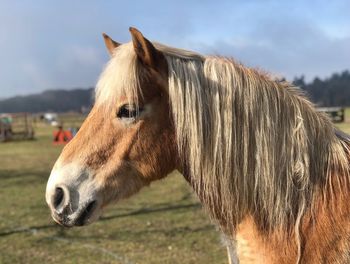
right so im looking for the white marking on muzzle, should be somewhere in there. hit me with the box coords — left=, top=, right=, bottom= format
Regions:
left=46, top=162, right=102, bottom=226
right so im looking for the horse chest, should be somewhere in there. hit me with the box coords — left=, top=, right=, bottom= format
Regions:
left=235, top=219, right=273, bottom=264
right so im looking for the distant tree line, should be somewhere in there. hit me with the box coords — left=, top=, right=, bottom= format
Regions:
left=293, top=70, right=350, bottom=107
left=0, top=88, right=94, bottom=113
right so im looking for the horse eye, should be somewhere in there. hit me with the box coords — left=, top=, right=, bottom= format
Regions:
left=117, top=104, right=140, bottom=119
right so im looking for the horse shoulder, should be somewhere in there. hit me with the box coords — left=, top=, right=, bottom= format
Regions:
left=301, top=186, right=350, bottom=263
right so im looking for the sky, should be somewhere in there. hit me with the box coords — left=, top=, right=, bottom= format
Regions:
left=0, top=0, right=349, bottom=98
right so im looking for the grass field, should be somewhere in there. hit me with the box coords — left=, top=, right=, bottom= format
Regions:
left=0, top=110, right=349, bottom=264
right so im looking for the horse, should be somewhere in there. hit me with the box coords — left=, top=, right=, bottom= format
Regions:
left=46, top=27, right=350, bottom=263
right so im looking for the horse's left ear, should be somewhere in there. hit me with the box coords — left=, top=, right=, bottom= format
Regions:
left=129, top=27, right=161, bottom=69
left=102, top=33, right=120, bottom=56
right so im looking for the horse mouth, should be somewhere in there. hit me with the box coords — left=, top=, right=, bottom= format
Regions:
left=74, top=200, right=98, bottom=226
left=51, top=200, right=99, bottom=227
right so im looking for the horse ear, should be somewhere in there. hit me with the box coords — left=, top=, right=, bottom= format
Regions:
left=102, top=33, right=120, bottom=56
left=129, top=27, right=160, bottom=69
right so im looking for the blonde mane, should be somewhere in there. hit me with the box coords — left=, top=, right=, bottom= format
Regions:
left=95, top=41, right=350, bottom=236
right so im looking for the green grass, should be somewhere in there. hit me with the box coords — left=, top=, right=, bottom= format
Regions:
left=335, top=107, right=350, bottom=134
left=0, top=118, right=226, bottom=264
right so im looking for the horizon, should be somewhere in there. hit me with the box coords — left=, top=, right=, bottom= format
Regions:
left=0, top=0, right=349, bottom=98
left=1, top=69, right=349, bottom=101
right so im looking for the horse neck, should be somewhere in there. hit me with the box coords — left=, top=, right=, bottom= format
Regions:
left=169, top=54, right=350, bottom=251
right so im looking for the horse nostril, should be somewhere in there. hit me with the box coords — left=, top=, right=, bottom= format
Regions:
left=53, top=187, right=64, bottom=209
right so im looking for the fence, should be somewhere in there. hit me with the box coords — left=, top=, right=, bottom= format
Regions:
left=0, top=113, right=34, bottom=142
left=317, top=107, right=345, bottom=123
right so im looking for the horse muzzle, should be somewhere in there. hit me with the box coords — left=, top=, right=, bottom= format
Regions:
left=46, top=164, right=102, bottom=227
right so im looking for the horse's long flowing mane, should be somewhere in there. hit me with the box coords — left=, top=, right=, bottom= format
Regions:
left=95, top=42, right=350, bottom=236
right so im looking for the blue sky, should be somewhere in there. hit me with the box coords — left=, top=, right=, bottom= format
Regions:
left=0, top=0, right=349, bottom=98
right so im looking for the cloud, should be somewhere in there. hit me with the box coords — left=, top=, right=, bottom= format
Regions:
left=197, top=18, right=350, bottom=82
